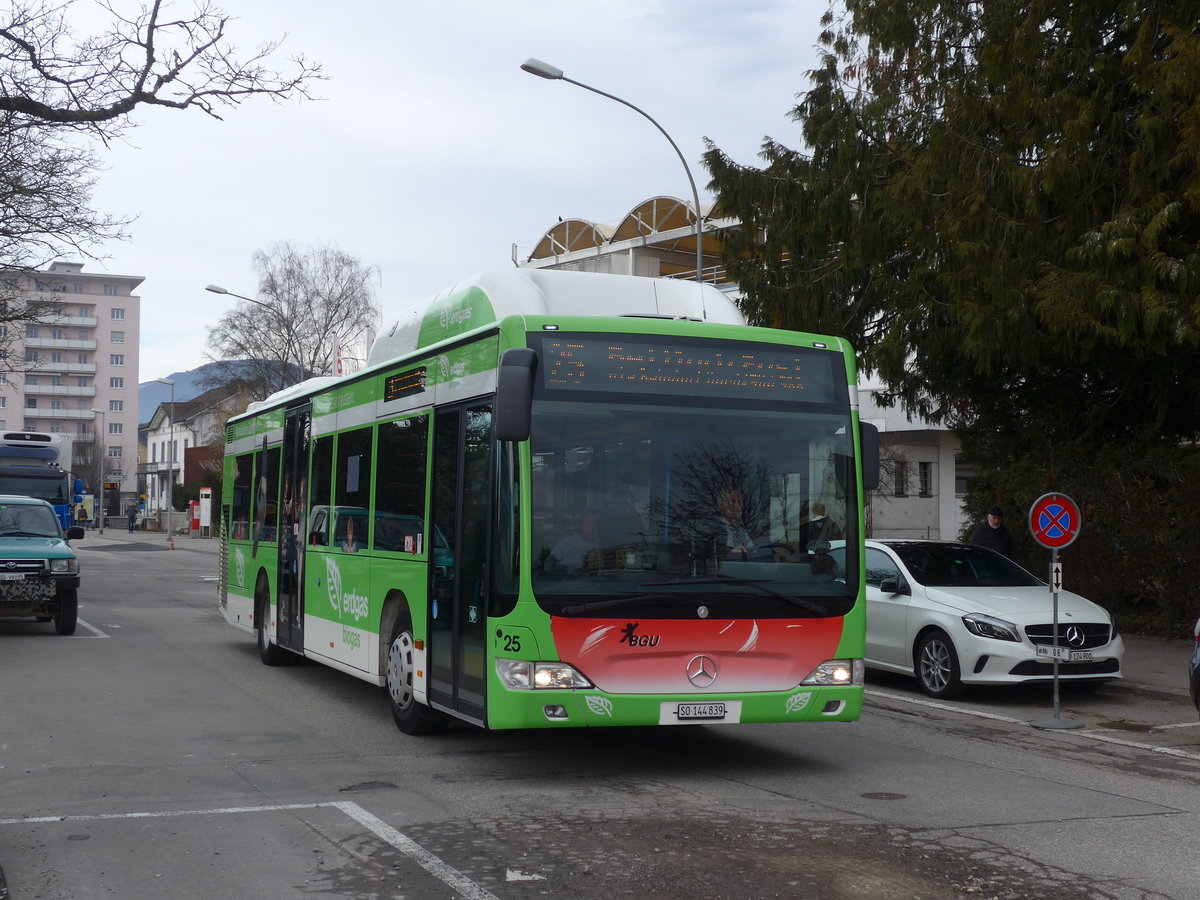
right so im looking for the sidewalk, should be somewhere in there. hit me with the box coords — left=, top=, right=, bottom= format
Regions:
left=70, top=527, right=1196, bottom=700
left=75, top=524, right=220, bottom=556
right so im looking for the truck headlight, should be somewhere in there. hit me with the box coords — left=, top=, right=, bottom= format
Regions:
left=50, top=558, right=78, bottom=574
left=496, top=659, right=592, bottom=690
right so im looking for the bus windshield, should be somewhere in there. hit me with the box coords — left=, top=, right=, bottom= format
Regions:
left=529, top=336, right=860, bottom=620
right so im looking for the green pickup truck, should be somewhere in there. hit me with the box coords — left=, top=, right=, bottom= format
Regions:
left=0, top=495, right=84, bottom=634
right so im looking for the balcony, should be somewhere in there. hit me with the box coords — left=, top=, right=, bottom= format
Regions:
left=24, top=337, right=98, bottom=351
left=24, top=385, right=97, bottom=398
left=22, top=408, right=100, bottom=420
left=24, top=362, right=98, bottom=375
left=36, top=316, right=98, bottom=328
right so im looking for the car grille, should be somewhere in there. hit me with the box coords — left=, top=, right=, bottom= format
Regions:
left=1024, top=623, right=1112, bottom=650
left=0, top=558, right=46, bottom=575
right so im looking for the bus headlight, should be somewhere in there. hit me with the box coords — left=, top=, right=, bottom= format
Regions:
left=50, top=558, right=78, bottom=574
left=802, top=659, right=863, bottom=686
left=496, top=659, right=592, bottom=690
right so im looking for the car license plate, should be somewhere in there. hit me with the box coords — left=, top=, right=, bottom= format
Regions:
left=675, top=702, right=727, bottom=721
left=0, top=573, right=24, bottom=581
left=1069, top=649, right=1093, bottom=662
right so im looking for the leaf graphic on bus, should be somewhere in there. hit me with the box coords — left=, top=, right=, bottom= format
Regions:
left=786, top=692, right=813, bottom=715
left=234, top=549, right=246, bottom=586
left=325, top=556, right=342, bottom=615
left=585, top=696, right=614, bottom=717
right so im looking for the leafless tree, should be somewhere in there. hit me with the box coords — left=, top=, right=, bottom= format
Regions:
left=204, top=241, right=381, bottom=398
left=0, top=0, right=323, bottom=342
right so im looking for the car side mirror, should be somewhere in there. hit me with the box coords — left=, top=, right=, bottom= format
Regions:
left=67, top=526, right=85, bottom=541
left=879, top=576, right=906, bottom=595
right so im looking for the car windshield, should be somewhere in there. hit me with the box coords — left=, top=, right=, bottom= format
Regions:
left=888, top=543, right=1043, bottom=587
left=0, top=503, right=62, bottom=538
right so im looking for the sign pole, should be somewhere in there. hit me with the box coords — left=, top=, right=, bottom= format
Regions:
left=1029, top=492, right=1083, bottom=731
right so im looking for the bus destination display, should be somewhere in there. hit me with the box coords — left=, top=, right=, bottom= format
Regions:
left=539, top=337, right=839, bottom=403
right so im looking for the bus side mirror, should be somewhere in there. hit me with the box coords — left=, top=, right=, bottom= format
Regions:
left=860, top=422, right=880, bottom=491
left=494, top=348, right=537, bottom=442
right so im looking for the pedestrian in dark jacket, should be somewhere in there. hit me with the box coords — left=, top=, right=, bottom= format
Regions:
left=970, top=505, right=1016, bottom=560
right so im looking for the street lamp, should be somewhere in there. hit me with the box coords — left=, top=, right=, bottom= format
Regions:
left=89, top=408, right=105, bottom=534
left=156, top=378, right=175, bottom=544
left=520, top=57, right=705, bottom=284
left=206, top=284, right=306, bottom=377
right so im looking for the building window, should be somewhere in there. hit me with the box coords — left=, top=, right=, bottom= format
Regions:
left=103, top=285, right=117, bottom=296
left=108, top=422, right=123, bottom=435
left=50, top=352, right=63, bottom=363
left=24, top=351, right=38, bottom=362
left=51, top=376, right=62, bottom=386
left=918, top=461, right=933, bottom=497
left=111, top=307, right=125, bottom=319
left=79, top=307, right=88, bottom=316
left=51, top=329, right=63, bottom=339
left=110, top=377, right=124, bottom=389
left=35, top=281, right=46, bottom=291
left=77, top=353, right=88, bottom=364
left=50, top=400, right=62, bottom=410
left=109, top=400, right=123, bottom=412
left=73, top=284, right=83, bottom=294
left=27, top=327, right=39, bottom=338
left=49, top=423, right=62, bottom=433
left=76, top=377, right=87, bottom=387
left=0, top=397, right=6, bottom=408
left=0, top=326, right=6, bottom=338
left=894, top=460, right=908, bottom=497
left=25, top=398, right=36, bottom=408
left=108, top=446, right=123, bottom=458
left=110, top=330, right=124, bottom=343
left=0, top=374, right=6, bottom=385
left=78, top=330, right=88, bottom=340
left=27, top=375, right=37, bottom=385
left=110, top=354, right=124, bottom=366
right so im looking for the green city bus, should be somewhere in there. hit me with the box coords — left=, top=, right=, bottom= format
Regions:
left=219, top=269, right=879, bottom=735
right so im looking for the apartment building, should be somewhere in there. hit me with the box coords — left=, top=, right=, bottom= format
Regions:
left=0, top=261, right=143, bottom=509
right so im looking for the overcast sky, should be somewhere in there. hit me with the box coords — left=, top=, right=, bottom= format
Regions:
left=83, top=0, right=827, bottom=383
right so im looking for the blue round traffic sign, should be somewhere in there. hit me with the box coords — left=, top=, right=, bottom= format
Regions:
left=1028, top=493, right=1082, bottom=549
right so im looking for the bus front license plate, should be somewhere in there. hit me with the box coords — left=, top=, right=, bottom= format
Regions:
left=676, top=702, right=727, bottom=721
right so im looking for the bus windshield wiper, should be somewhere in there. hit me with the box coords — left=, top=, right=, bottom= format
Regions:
left=641, top=575, right=827, bottom=614
left=560, top=592, right=708, bottom=616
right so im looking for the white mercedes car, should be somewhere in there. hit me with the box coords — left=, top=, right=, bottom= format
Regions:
left=832, top=539, right=1124, bottom=699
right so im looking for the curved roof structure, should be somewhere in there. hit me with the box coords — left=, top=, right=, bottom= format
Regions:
left=528, top=219, right=614, bottom=260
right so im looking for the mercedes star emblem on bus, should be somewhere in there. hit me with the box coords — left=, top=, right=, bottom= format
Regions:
left=687, top=655, right=717, bottom=688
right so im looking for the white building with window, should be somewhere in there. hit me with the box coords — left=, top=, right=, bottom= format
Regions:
left=0, top=261, right=142, bottom=503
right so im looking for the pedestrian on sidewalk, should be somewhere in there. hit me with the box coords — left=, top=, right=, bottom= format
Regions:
left=126, top=499, right=138, bottom=533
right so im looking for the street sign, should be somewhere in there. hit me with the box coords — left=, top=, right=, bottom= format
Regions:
left=1051, top=562, right=1063, bottom=592
left=1028, top=492, right=1082, bottom=550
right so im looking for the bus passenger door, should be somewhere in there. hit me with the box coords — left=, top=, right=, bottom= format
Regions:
left=428, top=402, right=492, bottom=724
left=277, top=404, right=311, bottom=653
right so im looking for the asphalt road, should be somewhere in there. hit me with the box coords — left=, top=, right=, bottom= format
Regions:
left=0, top=531, right=1197, bottom=899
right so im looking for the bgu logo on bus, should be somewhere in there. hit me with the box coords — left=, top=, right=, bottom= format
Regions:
left=324, top=557, right=369, bottom=650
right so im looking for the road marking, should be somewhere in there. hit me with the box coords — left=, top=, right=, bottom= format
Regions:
left=0, top=800, right=500, bottom=900
left=867, top=688, right=1200, bottom=762
left=75, top=619, right=110, bottom=638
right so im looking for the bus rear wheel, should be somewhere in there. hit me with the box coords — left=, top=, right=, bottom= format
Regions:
left=54, top=589, right=77, bottom=636
left=385, top=616, right=447, bottom=735
left=256, top=583, right=290, bottom=666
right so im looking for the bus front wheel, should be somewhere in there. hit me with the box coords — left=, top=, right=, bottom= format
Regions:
left=385, top=616, right=447, bottom=735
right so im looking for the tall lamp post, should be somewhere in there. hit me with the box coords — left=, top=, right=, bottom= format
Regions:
left=156, top=378, right=175, bottom=545
left=520, top=57, right=705, bottom=284
left=89, top=408, right=105, bottom=534
left=205, top=284, right=306, bottom=377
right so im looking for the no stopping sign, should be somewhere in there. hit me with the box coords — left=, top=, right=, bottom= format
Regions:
left=1028, top=493, right=1082, bottom=550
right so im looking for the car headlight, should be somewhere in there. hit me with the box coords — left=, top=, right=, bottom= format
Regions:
left=496, top=659, right=592, bottom=690
left=962, top=613, right=1020, bottom=642
left=802, top=659, right=863, bottom=686
left=50, top=557, right=78, bottom=574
